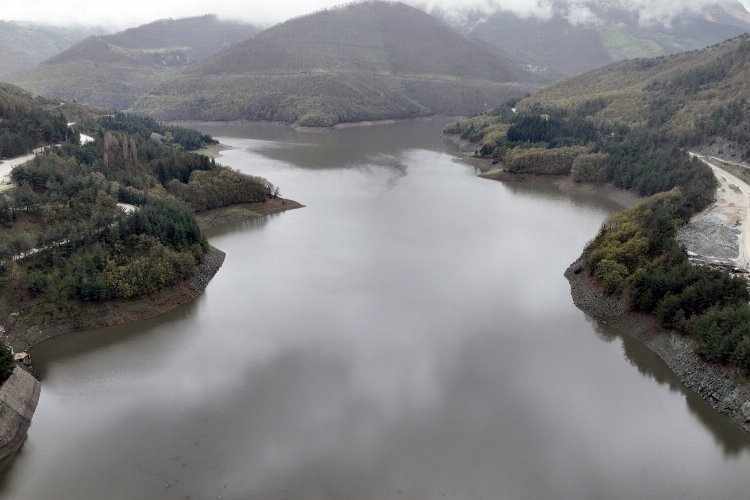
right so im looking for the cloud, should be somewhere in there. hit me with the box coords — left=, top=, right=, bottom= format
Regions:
left=0, top=0, right=746, bottom=29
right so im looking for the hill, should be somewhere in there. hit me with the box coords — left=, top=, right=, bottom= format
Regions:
left=517, top=31, right=750, bottom=154
left=0, top=21, right=100, bottom=79
left=132, top=1, right=543, bottom=126
left=462, top=1, right=750, bottom=77
left=9, top=15, right=257, bottom=110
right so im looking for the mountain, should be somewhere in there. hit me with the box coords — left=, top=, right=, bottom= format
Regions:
left=132, top=1, right=543, bottom=127
left=461, top=1, right=750, bottom=77
left=10, top=15, right=257, bottom=110
left=0, top=21, right=101, bottom=78
left=463, top=31, right=747, bottom=162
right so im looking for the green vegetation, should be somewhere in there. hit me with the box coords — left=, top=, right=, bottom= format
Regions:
left=506, top=146, right=590, bottom=175
left=10, top=16, right=256, bottom=110
left=94, top=112, right=216, bottom=151
left=571, top=153, right=608, bottom=183
left=132, top=2, right=542, bottom=125
left=516, top=34, right=750, bottom=157
left=0, top=83, right=70, bottom=158
left=588, top=193, right=750, bottom=373
left=0, top=346, right=13, bottom=384
left=0, top=90, right=277, bottom=357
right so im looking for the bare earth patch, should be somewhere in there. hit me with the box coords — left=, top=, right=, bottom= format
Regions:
left=681, top=154, right=750, bottom=271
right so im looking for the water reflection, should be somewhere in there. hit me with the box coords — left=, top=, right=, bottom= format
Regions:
left=192, top=119, right=460, bottom=170
left=202, top=212, right=273, bottom=239
left=587, top=315, right=750, bottom=456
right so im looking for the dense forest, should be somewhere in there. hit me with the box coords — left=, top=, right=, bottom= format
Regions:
left=0, top=83, right=70, bottom=158
left=446, top=87, right=750, bottom=376
left=0, top=109, right=278, bottom=381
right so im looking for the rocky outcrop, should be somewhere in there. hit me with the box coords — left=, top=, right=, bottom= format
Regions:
left=0, top=367, right=40, bottom=460
left=566, top=256, right=750, bottom=432
left=186, top=245, right=225, bottom=292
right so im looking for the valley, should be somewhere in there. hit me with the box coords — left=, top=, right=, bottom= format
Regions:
left=2, top=1, right=750, bottom=498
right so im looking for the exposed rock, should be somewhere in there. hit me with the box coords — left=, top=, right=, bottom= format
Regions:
left=0, top=367, right=40, bottom=460
left=12, top=352, right=30, bottom=366
left=742, top=401, right=750, bottom=423
left=186, top=245, right=225, bottom=292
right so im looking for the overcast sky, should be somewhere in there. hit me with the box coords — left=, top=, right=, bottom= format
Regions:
left=3, top=0, right=749, bottom=29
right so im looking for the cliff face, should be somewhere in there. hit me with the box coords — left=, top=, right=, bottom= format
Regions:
left=566, top=256, right=750, bottom=432
left=0, top=366, right=41, bottom=460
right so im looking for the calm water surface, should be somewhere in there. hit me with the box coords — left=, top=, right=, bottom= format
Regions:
left=1, top=119, right=750, bottom=499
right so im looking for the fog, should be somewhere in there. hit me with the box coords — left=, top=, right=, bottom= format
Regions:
left=2, top=0, right=747, bottom=29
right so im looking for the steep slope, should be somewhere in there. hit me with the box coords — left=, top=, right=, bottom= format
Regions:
left=0, top=21, right=99, bottom=79
left=10, top=15, right=257, bottom=110
left=518, top=32, right=750, bottom=153
left=0, top=82, right=70, bottom=158
left=133, top=1, right=542, bottom=126
left=465, top=1, right=750, bottom=77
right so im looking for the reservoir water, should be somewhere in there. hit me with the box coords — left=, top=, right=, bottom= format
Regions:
left=1, top=119, right=750, bottom=499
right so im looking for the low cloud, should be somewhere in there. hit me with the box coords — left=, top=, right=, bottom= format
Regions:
left=421, top=0, right=749, bottom=28
left=0, top=0, right=746, bottom=29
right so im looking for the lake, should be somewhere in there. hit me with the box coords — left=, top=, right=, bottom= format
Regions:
left=1, top=119, right=749, bottom=499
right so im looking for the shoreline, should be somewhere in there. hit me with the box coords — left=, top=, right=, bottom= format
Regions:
left=5, top=198, right=302, bottom=352
left=465, top=155, right=641, bottom=209
left=174, top=114, right=467, bottom=133
left=0, top=197, right=302, bottom=460
left=565, top=256, right=750, bottom=433
left=6, top=245, right=226, bottom=353
left=463, top=142, right=750, bottom=432
left=196, top=197, right=304, bottom=230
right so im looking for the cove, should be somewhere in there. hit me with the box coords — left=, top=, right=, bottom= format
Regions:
left=1, top=119, right=749, bottom=499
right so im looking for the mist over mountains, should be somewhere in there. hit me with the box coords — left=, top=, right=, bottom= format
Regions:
left=436, top=0, right=750, bottom=75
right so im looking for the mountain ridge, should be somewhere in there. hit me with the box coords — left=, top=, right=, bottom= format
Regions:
left=132, top=1, right=543, bottom=126
left=9, top=15, right=257, bottom=110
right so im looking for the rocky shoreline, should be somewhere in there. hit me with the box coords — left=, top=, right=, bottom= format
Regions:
left=566, top=256, right=750, bottom=432
left=0, top=367, right=40, bottom=462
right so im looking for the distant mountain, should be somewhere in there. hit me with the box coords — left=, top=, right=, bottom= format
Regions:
left=10, top=15, right=257, bottom=110
left=132, top=1, right=544, bottom=126
left=460, top=1, right=750, bottom=77
left=0, top=21, right=101, bottom=78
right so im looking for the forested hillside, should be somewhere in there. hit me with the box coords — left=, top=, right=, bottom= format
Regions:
left=10, top=15, right=257, bottom=110
left=0, top=94, right=280, bottom=366
left=0, top=83, right=70, bottom=158
left=132, top=1, right=543, bottom=126
left=517, top=33, right=750, bottom=156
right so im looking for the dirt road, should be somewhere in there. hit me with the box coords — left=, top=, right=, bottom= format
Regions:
left=690, top=153, right=750, bottom=270
left=0, top=144, right=56, bottom=184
